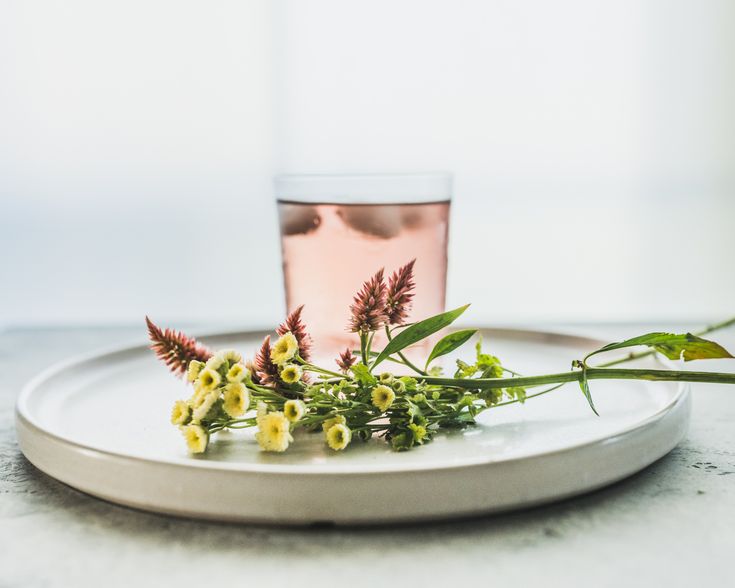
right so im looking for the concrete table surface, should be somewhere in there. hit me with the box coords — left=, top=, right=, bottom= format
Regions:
left=1, top=324, right=733, bottom=588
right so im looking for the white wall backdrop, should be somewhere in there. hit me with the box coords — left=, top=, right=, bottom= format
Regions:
left=2, top=0, right=734, bottom=327
left=1, top=0, right=278, bottom=327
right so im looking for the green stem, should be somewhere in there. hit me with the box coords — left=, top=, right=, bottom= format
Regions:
left=484, top=383, right=566, bottom=409
left=360, top=332, right=368, bottom=367
left=481, top=317, right=735, bottom=410
left=422, top=367, right=735, bottom=390
left=249, top=383, right=290, bottom=400
left=597, top=316, right=735, bottom=367
left=354, top=349, right=418, bottom=368
left=366, top=331, right=375, bottom=360
left=298, top=360, right=345, bottom=379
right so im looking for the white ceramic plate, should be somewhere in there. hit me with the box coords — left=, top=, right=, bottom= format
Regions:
left=15, top=328, right=689, bottom=525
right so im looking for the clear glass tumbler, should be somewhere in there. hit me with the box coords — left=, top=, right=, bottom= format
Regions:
left=275, top=173, right=452, bottom=362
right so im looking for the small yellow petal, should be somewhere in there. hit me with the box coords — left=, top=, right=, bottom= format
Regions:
left=322, top=414, right=346, bottom=433
left=180, top=424, right=208, bottom=453
left=220, top=349, right=243, bottom=364
left=192, top=390, right=220, bottom=423
left=284, top=399, right=306, bottom=423
left=170, top=400, right=191, bottom=425
left=271, top=332, right=299, bottom=365
left=371, top=385, right=395, bottom=412
left=186, top=360, right=205, bottom=383
left=226, top=363, right=249, bottom=383
left=206, top=352, right=228, bottom=372
left=326, top=423, right=351, bottom=451
left=255, top=411, right=293, bottom=452
left=280, top=364, right=303, bottom=384
left=223, top=382, right=249, bottom=417
left=197, top=367, right=221, bottom=391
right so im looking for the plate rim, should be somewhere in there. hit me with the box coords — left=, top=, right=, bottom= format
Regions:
left=15, top=327, right=688, bottom=476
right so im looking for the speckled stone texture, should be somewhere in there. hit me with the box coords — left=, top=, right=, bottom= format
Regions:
left=1, top=325, right=733, bottom=587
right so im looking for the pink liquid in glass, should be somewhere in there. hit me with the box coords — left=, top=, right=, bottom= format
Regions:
left=278, top=200, right=450, bottom=364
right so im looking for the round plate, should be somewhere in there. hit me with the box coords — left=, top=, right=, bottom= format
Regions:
left=15, top=328, right=689, bottom=525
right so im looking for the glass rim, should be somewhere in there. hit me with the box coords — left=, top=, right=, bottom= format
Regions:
left=274, top=172, right=453, bottom=204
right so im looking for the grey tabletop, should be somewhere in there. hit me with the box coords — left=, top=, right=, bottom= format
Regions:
left=1, top=324, right=733, bottom=588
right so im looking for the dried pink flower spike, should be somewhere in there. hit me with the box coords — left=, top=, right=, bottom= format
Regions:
left=255, top=335, right=280, bottom=386
left=276, top=304, right=312, bottom=362
left=146, top=316, right=212, bottom=377
left=385, top=259, right=416, bottom=325
left=336, top=348, right=356, bottom=373
left=348, top=268, right=388, bottom=333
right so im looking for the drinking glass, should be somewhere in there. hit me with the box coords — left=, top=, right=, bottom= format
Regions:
left=275, top=173, right=452, bottom=362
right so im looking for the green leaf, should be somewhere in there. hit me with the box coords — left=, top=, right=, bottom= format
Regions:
left=424, top=329, right=477, bottom=370
left=454, top=359, right=478, bottom=379
left=398, top=376, right=418, bottom=392
left=455, top=411, right=476, bottom=425
left=350, top=364, right=377, bottom=387
left=578, top=367, right=599, bottom=416
left=372, top=305, right=470, bottom=368
left=506, top=386, right=527, bottom=404
left=587, top=332, right=734, bottom=363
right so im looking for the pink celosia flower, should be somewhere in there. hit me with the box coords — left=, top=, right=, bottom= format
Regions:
left=336, top=348, right=356, bottom=373
left=146, top=316, right=212, bottom=378
left=385, top=259, right=416, bottom=325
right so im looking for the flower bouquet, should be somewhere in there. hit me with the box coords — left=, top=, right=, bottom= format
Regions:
left=148, top=260, right=735, bottom=455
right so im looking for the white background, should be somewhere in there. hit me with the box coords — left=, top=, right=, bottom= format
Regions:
left=2, top=0, right=734, bottom=328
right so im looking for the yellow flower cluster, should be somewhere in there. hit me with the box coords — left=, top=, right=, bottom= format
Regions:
left=171, top=338, right=358, bottom=455
left=171, top=350, right=251, bottom=453
left=266, top=332, right=308, bottom=387
left=253, top=397, right=308, bottom=452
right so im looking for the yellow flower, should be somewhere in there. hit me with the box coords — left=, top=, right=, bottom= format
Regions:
left=190, top=383, right=208, bottom=406
left=192, top=390, right=220, bottom=423
left=326, top=423, right=351, bottom=451
left=271, top=332, right=299, bottom=365
left=284, top=399, right=306, bottom=423
left=186, top=360, right=205, bottom=383
left=223, top=382, right=249, bottom=417
left=255, top=411, right=293, bottom=452
left=226, top=362, right=248, bottom=383
left=392, top=379, right=406, bottom=393
left=190, top=386, right=208, bottom=408
left=322, top=414, right=346, bottom=433
left=372, top=385, right=395, bottom=412
left=205, top=353, right=226, bottom=372
left=181, top=424, right=208, bottom=453
left=197, top=367, right=221, bottom=391
left=379, top=372, right=394, bottom=384
left=170, top=400, right=191, bottom=425
left=280, top=363, right=302, bottom=384
left=221, top=349, right=243, bottom=364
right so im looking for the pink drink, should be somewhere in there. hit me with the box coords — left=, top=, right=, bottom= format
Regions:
left=278, top=200, right=450, bottom=363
